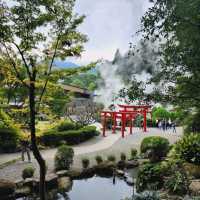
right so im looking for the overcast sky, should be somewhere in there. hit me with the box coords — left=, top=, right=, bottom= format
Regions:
left=70, top=0, right=151, bottom=64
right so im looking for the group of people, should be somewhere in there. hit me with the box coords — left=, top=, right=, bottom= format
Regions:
left=156, top=119, right=177, bottom=133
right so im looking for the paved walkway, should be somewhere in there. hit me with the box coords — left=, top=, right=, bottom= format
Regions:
left=0, top=127, right=183, bottom=182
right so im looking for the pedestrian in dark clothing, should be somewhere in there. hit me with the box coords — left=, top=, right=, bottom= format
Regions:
left=172, top=122, right=176, bottom=133
left=20, top=138, right=31, bottom=162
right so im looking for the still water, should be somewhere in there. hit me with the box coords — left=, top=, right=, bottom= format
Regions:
left=17, top=169, right=137, bottom=200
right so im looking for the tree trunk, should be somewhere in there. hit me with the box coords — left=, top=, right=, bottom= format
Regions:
left=29, top=80, right=46, bottom=200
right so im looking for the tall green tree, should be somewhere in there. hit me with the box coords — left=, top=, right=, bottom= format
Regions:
left=0, top=1, right=91, bottom=199
left=140, top=0, right=200, bottom=109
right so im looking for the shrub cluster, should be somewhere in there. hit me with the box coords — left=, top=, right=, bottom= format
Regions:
left=0, top=127, right=20, bottom=153
left=136, top=163, right=165, bottom=192
left=54, top=145, right=74, bottom=171
left=40, top=125, right=99, bottom=146
left=0, top=110, right=21, bottom=153
left=175, top=134, right=200, bottom=165
left=141, top=136, right=170, bottom=162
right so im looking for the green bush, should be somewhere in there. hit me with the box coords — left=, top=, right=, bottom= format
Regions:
left=22, top=166, right=35, bottom=179
left=54, top=145, right=74, bottom=171
left=130, top=148, right=138, bottom=159
left=57, top=120, right=77, bottom=132
left=107, top=155, right=116, bottom=162
left=136, top=163, right=165, bottom=192
left=95, top=155, right=103, bottom=164
left=140, top=136, right=170, bottom=162
left=40, top=126, right=99, bottom=146
left=164, top=171, right=188, bottom=195
left=120, top=153, right=126, bottom=161
left=0, top=128, right=20, bottom=153
left=82, top=158, right=90, bottom=169
left=175, top=134, right=200, bottom=165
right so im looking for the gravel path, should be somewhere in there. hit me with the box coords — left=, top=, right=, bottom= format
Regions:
left=0, top=127, right=183, bottom=182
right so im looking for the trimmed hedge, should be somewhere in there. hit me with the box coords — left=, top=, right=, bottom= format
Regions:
left=40, top=126, right=99, bottom=147
left=56, top=121, right=77, bottom=132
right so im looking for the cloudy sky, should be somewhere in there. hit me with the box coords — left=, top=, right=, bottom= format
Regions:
left=70, top=0, right=151, bottom=64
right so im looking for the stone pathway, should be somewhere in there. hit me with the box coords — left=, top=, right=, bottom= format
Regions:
left=0, top=127, right=183, bottom=182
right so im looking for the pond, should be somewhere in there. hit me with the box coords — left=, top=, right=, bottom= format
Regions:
left=17, top=169, right=137, bottom=200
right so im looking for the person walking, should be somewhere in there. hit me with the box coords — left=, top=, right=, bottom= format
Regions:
left=172, top=122, right=176, bottom=133
left=20, top=137, right=31, bottom=162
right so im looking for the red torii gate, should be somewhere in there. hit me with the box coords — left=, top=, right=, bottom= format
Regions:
left=101, top=104, right=152, bottom=138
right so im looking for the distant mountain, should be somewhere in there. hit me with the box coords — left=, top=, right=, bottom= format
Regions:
left=53, top=60, right=79, bottom=69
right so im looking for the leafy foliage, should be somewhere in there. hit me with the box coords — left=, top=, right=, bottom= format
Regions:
left=165, top=170, right=188, bottom=195
left=130, top=148, right=138, bottom=160
left=136, top=163, right=165, bottom=192
left=141, top=136, right=170, bottom=162
left=175, top=134, right=200, bottom=165
left=133, top=191, right=160, bottom=200
left=54, top=145, right=74, bottom=171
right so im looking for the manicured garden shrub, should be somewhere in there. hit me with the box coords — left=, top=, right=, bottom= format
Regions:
left=54, top=145, right=74, bottom=171
left=82, top=158, right=90, bottom=169
left=136, top=163, right=165, bottom=192
left=57, top=120, right=77, bottom=132
left=0, top=128, right=20, bottom=153
left=164, top=171, right=188, bottom=195
left=175, top=134, right=200, bottom=165
left=130, top=148, right=138, bottom=159
left=40, top=126, right=99, bottom=146
left=120, top=152, right=126, bottom=161
left=107, top=155, right=116, bottom=162
left=95, top=155, right=103, bottom=164
left=140, top=136, right=170, bottom=162
left=22, top=166, right=35, bottom=179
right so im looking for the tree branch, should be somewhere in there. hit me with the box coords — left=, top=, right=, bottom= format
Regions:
left=13, top=42, right=32, bottom=79
left=2, top=43, right=29, bottom=88
left=38, top=36, right=60, bottom=106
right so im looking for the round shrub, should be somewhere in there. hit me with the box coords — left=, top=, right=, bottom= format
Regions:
left=107, top=155, right=116, bottom=162
left=54, top=145, right=74, bottom=171
left=136, top=163, right=165, bottom=192
left=120, top=153, right=126, bottom=161
left=175, top=134, right=200, bottom=165
left=22, top=166, right=35, bottom=180
left=82, top=158, right=90, bottom=169
left=95, top=155, right=103, bottom=164
left=141, top=136, right=170, bottom=162
left=131, top=148, right=138, bottom=160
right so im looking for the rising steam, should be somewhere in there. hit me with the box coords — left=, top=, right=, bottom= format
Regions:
left=95, top=39, right=160, bottom=107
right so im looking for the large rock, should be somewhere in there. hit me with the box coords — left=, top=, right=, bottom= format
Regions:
left=58, top=177, right=72, bottom=191
left=94, top=162, right=115, bottom=177
left=125, top=160, right=139, bottom=169
left=0, top=179, right=15, bottom=199
left=56, top=170, right=69, bottom=178
left=46, top=173, right=58, bottom=189
left=189, top=179, right=200, bottom=195
left=184, top=163, right=200, bottom=178
left=15, top=186, right=31, bottom=198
